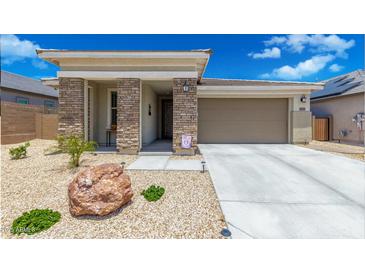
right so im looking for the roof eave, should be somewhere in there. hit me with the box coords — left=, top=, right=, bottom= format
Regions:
left=198, top=85, right=322, bottom=92
left=36, top=49, right=212, bottom=59
left=36, top=49, right=212, bottom=81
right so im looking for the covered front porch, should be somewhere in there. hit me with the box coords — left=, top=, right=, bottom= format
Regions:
left=85, top=79, right=175, bottom=154
left=37, top=49, right=210, bottom=155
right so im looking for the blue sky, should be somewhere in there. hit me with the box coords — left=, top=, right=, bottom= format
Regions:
left=1, top=34, right=363, bottom=82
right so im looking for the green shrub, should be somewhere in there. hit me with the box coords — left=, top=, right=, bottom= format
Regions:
left=56, top=135, right=97, bottom=167
left=9, top=142, right=30, bottom=159
left=141, top=185, right=165, bottom=202
left=11, top=209, right=61, bottom=235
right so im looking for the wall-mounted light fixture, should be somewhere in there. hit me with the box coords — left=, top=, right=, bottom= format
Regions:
left=183, top=81, right=190, bottom=93
left=300, top=95, right=307, bottom=103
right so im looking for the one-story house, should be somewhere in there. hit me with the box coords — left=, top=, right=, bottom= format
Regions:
left=37, top=49, right=323, bottom=154
left=0, top=70, right=58, bottom=108
left=311, top=69, right=364, bottom=144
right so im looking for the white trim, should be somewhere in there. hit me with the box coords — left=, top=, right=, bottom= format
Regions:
left=83, top=80, right=88, bottom=141
left=202, top=77, right=324, bottom=86
left=107, top=88, right=118, bottom=128
left=41, top=78, right=59, bottom=88
left=139, top=80, right=142, bottom=150
left=200, top=54, right=210, bottom=80
left=57, top=70, right=198, bottom=80
left=288, top=98, right=293, bottom=143
left=88, top=86, right=94, bottom=140
left=197, top=90, right=312, bottom=98
left=38, top=50, right=210, bottom=59
left=198, top=85, right=323, bottom=92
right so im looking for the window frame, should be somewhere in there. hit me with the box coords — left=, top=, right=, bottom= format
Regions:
left=107, top=88, right=118, bottom=128
left=16, top=96, right=29, bottom=104
left=44, top=100, right=56, bottom=108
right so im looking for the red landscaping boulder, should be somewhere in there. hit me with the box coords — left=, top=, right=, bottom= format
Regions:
left=68, top=163, right=133, bottom=216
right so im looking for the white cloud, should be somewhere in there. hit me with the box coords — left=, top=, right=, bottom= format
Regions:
left=264, top=34, right=355, bottom=58
left=329, top=63, right=344, bottom=72
left=260, top=54, right=335, bottom=80
left=1, top=34, right=47, bottom=69
left=31, top=59, right=48, bottom=69
left=264, top=36, right=287, bottom=46
left=248, top=47, right=281, bottom=59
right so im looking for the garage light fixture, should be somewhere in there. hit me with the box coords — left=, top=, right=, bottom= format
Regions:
left=300, top=95, right=307, bottom=103
left=183, top=81, right=190, bottom=92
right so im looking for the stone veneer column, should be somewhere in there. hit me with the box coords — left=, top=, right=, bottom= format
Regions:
left=116, top=78, right=141, bottom=154
left=58, top=78, right=84, bottom=136
left=172, top=78, right=198, bottom=155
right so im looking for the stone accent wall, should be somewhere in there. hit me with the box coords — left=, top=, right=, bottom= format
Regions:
left=58, top=78, right=84, bottom=136
left=291, top=111, right=312, bottom=144
left=116, top=79, right=141, bottom=154
left=172, top=78, right=198, bottom=155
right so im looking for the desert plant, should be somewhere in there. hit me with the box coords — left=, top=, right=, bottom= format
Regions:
left=9, top=142, right=30, bottom=159
left=141, top=185, right=165, bottom=202
left=43, top=135, right=67, bottom=155
left=56, top=135, right=97, bottom=167
left=11, top=209, right=61, bottom=235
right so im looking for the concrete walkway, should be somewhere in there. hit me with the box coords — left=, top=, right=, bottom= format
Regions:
left=199, top=144, right=365, bottom=239
left=126, top=156, right=204, bottom=171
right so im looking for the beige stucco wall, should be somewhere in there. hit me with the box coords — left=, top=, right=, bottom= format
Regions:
left=311, top=93, right=364, bottom=144
left=289, top=94, right=312, bottom=143
left=142, top=84, right=158, bottom=145
left=291, top=111, right=312, bottom=144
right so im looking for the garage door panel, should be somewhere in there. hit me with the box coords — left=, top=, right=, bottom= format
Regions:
left=199, top=110, right=287, bottom=121
left=198, top=98, right=288, bottom=143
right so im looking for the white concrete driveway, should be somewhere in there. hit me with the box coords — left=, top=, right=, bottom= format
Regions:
left=199, top=144, right=365, bottom=239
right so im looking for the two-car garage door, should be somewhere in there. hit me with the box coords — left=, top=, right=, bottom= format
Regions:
left=198, top=98, right=288, bottom=144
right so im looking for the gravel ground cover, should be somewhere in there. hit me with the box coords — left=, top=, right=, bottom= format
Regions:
left=1, top=139, right=225, bottom=239
left=298, top=140, right=364, bottom=162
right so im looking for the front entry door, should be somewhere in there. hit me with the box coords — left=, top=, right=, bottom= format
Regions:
left=162, top=99, right=173, bottom=139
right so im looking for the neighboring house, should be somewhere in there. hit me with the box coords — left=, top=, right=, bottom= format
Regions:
left=37, top=49, right=322, bottom=155
left=311, top=70, right=365, bottom=144
left=0, top=70, right=58, bottom=108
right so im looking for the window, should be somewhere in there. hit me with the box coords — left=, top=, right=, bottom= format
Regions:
left=44, top=100, right=56, bottom=108
left=111, top=91, right=117, bottom=127
left=16, top=97, right=29, bottom=104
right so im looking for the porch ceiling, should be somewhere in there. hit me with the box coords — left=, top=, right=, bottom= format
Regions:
left=143, top=80, right=172, bottom=95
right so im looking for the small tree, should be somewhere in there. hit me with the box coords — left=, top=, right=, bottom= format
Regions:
left=57, top=135, right=96, bottom=167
